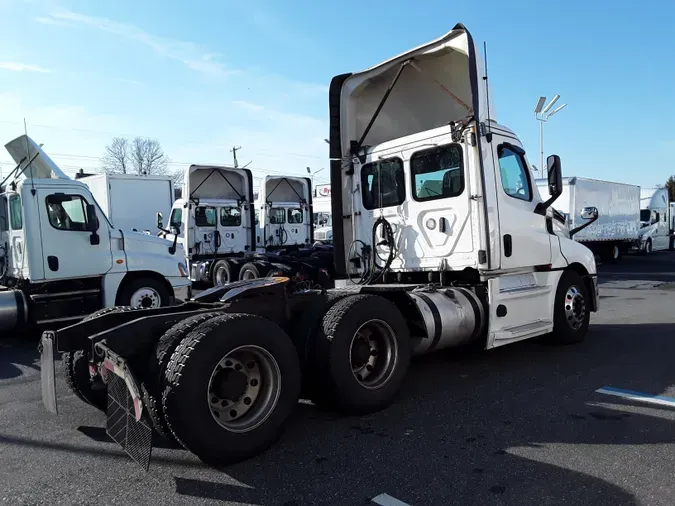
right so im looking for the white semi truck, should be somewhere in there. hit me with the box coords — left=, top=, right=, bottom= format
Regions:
left=637, top=187, right=673, bottom=253
left=40, top=23, right=599, bottom=471
left=0, top=135, right=191, bottom=333
left=158, top=167, right=332, bottom=287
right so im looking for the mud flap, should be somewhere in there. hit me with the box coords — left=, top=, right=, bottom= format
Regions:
left=39, top=332, right=58, bottom=415
left=106, top=375, right=154, bottom=471
left=98, top=344, right=154, bottom=471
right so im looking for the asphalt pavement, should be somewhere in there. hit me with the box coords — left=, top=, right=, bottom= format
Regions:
left=2, top=252, right=675, bottom=505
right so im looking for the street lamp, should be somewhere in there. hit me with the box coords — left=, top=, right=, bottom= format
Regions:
left=306, top=166, right=325, bottom=192
left=534, top=95, right=567, bottom=178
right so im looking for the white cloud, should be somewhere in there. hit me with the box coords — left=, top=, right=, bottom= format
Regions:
left=35, top=16, right=69, bottom=26
left=41, top=9, right=238, bottom=77
left=0, top=62, right=51, bottom=73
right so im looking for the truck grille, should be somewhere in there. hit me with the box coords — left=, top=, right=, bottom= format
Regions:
left=315, top=231, right=326, bottom=240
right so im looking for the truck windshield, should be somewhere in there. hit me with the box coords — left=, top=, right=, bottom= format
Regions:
left=640, top=209, right=651, bottom=222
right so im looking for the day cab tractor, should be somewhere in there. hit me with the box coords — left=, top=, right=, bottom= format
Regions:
left=40, top=23, right=600, bottom=470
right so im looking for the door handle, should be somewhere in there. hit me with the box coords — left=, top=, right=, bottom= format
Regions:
left=439, top=217, right=448, bottom=233
left=503, top=234, right=512, bottom=257
left=47, top=256, right=59, bottom=271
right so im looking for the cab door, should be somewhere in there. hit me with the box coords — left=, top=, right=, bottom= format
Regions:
left=38, top=189, right=113, bottom=280
left=492, top=139, right=552, bottom=271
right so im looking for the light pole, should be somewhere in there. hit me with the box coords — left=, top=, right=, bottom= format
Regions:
left=306, top=166, right=325, bottom=193
left=534, top=95, right=567, bottom=178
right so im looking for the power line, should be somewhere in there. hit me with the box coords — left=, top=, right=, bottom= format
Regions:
left=0, top=119, right=326, bottom=160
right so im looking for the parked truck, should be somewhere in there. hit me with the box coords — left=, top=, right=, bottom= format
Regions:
left=0, top=135, right=190, bottom=333
left=77, top=172, right=175, bottom=235
left=39, top=23, right=600, bottom=471
left=158, top=167, right=332, bottom=288
left=535, top=176, right=639, bottom=262
left=637, top=187, right=673, bottom=253
left=312, top=194, right=333, bottom=244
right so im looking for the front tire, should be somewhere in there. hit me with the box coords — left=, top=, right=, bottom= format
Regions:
left=313, top=294, right=412, bottom=414
left=548, top=270, right=590, bottom=345
left=161, top=314, right=301, bottom=466
left=116, top=277, right=171, bottom=309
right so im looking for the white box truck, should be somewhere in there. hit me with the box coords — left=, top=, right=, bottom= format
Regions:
left=536, top=176, right=640, bottom=262
left=77, top=173, right=174, bottom=235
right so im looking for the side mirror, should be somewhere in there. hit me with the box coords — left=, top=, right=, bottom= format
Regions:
left=534, top=154, right=563, bottom=216
left=570, top=206, right=599, bottom=238
left=156, top=212, right=164, bottom=230
left=547, top=154, right=563, bottom=198
left=86, top=203, right=100, bottom=245
left=580, top=206, right=598, bottom=220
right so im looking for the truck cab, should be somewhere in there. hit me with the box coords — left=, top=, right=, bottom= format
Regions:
left=330, top=22, right=599, bottom=346
left=638, top=187, right=671, bottom=253
left=256, top=175, right=313, bottom=250
left=0, top=135, right=190, bottom=330
left=158, top=165, right=256, bottom=285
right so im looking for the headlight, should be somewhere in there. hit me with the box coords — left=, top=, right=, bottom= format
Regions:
left=178, top=262, right=187, bottom=277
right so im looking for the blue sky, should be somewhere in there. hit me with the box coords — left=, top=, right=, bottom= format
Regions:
left=0, top=0, right=673, bottom=189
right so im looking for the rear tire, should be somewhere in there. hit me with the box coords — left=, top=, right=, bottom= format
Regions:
left=62, top=306, right=134, bottom=412
left=238, top=261, right=272, bottom=281
left=290, top=291, right=352, bottom=400
left=211, top=260, right=234, bottom=286
left=162, top=314, right=301, bottom=466
left=141, top=312, right=222, bottom=440
left=313, top=294, right=412, bottom=414
left=547, top=270, right=590, bottom=345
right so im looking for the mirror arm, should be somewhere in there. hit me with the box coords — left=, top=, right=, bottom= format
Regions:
left=569, top=214, right=599, bottom=239
left=168, top=233, right=178, bottom=255
left=534, top=193, right=561, bottom=216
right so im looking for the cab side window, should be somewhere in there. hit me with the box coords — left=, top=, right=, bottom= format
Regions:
left=169, top=208, right=182, bottom=229
left=497, top=145, right=532, bottom=202
left=361, top=158, right=405, bottom=210
left=0, top=196, right=8, bottom=232
left=9, top=195, right=22, bottom=230
left=45, top=194, right=89, bottom=231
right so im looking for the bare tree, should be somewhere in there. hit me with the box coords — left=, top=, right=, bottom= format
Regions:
left=101, top=137, right=130, bottom=174
left=101, top=136, right=169, bottom=175
left=131, top=137, right=168, bottom=175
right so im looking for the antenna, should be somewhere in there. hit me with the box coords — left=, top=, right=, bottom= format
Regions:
left=483, top=41, right=492, bottom=142
left=230, top=145, right=241, bottom=168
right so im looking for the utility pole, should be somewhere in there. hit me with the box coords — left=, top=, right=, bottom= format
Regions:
left=230, top=146, right=241, bottom=168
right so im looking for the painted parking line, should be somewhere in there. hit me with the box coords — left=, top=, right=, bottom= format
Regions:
left=596, top=386, right=675, bottom=407
left=371, top=493, right=411, bottom=506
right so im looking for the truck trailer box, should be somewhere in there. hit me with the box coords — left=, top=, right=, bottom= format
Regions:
left=79, top=173, right=174, bottom=234
left=536, top=176, right=640, bottom=243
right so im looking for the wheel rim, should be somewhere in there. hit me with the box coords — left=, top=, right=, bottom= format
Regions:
left=214, top=266, right=229, bottom=286
left=348, top=319, right=398, bottom=390
left=242, top=269, right=258, bottom=280
left=564, top=285, right=586, bottom=331
left=207, top=345, right=281, bottom=433
left=130, top=287, right=161, bottom=309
